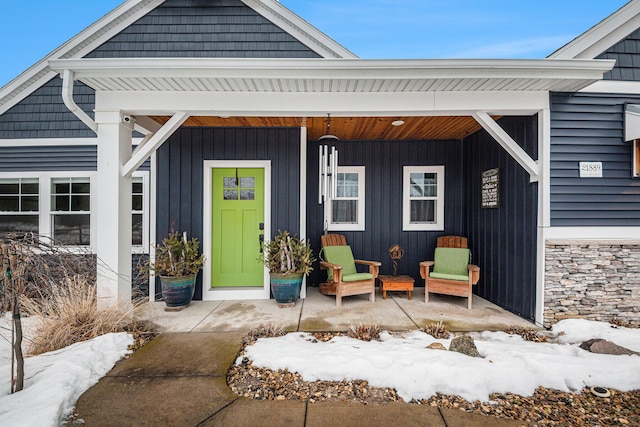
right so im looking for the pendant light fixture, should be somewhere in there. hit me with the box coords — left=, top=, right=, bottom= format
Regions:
left=318, top=113, right=339, bottom=141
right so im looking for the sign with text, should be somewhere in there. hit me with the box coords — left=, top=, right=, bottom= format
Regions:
left=481, top=168, right=499, bottom=209
left=579, top=161, right=603, bottom=178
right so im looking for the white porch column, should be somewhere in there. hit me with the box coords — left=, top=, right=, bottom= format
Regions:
left=535, top=108, right=551, bottom=326
left=95, top=111, right=133, bottom=308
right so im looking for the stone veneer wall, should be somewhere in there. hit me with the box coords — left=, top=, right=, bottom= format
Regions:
left=544, top=240, right=640, bottom=328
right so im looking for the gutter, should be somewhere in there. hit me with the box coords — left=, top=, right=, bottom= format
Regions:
left=61, top=69, right=98, bottom=134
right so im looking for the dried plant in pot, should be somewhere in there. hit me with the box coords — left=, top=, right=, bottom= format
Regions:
left=144, top=231, right=205, bottom=310
left=261, top=230, right=314, bottom=307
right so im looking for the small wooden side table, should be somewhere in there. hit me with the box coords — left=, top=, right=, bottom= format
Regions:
left=378, top=275, right=414, bottom=300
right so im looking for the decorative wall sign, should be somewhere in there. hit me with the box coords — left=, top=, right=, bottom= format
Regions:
left=481, top=168, right=499, bottom=209
left=579, top=161, right=603, bottom=178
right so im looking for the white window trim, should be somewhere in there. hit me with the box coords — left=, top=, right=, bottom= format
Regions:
left=0, top=171, right=150, bottom=253
left=403, top=165, right=445, bottom=231
left=326, top=166, right=365, bottom=231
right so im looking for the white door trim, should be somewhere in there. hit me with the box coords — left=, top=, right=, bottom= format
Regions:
left=202, top=160, right=271, bottom=301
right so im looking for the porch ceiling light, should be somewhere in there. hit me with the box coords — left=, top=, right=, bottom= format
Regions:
left=391, top=120, right=405, bottom=127
left=318, top=113, right=339, bottom=141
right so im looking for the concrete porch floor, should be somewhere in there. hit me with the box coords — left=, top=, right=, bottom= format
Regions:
left=141, top=286, right=537, bottom=333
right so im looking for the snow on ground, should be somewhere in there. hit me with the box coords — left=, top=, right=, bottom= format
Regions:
left=243, top=319, right=640, bottom=403
left=0, top=314, right=132, bottom=427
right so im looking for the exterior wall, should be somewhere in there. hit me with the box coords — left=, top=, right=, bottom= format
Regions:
left=305, top=139, right=465, bottom=288
left=155, top=126, right=301, bottom=300
left=544, top=240, right=640, bottom=327
left=463, top=116, right=538, bottom=321
left=550, top=92, right=640, bottom=226
left=597, top=27, right=640, bottom=81
left=0, top=145, right=98, bottom=171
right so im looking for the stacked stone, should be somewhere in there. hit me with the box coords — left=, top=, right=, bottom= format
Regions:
left=544, top=241, right=640, bottom=328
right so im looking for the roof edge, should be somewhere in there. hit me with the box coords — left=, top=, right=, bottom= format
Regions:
left=549, top=0, right=640, bottom=59
left=240, top=0, right=357, bottom=59
left=0, top=0, right=164, bottom=115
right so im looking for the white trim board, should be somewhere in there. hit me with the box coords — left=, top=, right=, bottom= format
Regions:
left=545, top=227, right=640, bottom=240
left=202, top=160, right=272, bottom=301
left=580, top=80, right=640, bottom=95
left=0, top=137, right=145, bottom=147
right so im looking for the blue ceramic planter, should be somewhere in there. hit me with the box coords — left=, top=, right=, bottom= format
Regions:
left=160, top=274, right=197, bottom=308
left=270, top=273, right=303, bottom=307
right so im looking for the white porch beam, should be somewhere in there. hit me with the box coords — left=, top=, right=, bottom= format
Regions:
left=96, top=91, right=550, bottom=117
left=472, top=112, right=540, bottom=182
left=122, top=112, right=189, bottom=177
left=94, top=110, right=133, bottom=309
left=133, top=115, right=163, bottom=135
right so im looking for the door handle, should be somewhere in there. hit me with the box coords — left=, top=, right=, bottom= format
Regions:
left=259, top=234, right=264, bottom=252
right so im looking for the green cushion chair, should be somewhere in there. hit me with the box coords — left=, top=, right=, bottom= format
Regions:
left=319, top=239, right=381, bottom=308
left=419, top=244, right=480, bottom=309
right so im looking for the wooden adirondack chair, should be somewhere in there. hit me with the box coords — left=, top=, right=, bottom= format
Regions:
left=419, top=236, right=479, bottom=309
left=319, top=234, right=381, bottom=307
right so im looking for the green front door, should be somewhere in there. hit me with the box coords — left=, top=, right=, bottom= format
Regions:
left=211, top=168, right=265, bottom=287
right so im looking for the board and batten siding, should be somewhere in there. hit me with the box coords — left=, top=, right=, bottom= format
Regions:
left=305, top=139, right=465, bottom=288
left=550, top=92, right=640, bottom=226
left=0, top=0, right=320, bottom=140
left=463, top=116, right=538, bottom=321
left=155, top=126, right=301, bottom=300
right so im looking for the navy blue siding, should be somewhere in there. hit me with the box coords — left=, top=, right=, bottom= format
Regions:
left=0, top=145, right=149, bottom=172
left=463, top=116, right=538, bottom=321
left=597, top=28, right=640, bottom=81
left=0, top=78, right=95, bottom=139
left=155, top=127, right=301, bottom=300
left=550, top=92, right=640, bottom=226
left=306, top=139, right=465, bottom=288
left=86, top=0, right=321, bottom=59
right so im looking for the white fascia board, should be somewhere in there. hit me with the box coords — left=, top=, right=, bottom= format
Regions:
left=49, top=57, right=615, bottom=81
left=96, top=91, right=550, bottom=117
left=549, top=1, right=640, bottom=59
left=240, top=0, right=356, bottom=59
left=0, top=0, right=165, bottom=116
left=579, top=80, right=640, bottom=94
left=0, top=137, right=144, bottom=147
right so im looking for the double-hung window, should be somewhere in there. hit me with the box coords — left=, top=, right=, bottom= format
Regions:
left=403, top=166, right=445, bottom=231
left=326, top=166, right=365, bottom=231
left=0, top=178, right=39, bottom=239
left=51, top=177, right=91, bottom=245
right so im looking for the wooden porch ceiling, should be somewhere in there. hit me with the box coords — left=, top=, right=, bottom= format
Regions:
left=148, top=115, right=487, bottom=141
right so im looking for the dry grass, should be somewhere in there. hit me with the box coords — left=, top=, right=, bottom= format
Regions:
left=20, top=275, right=153, bottom=355
left=423, top=320, right=450, bottom=339
left=242, top=323, right=286, bottom=346
left=505, top=326, right=547, bottom=343
left=347, top=323, right=381, bottom=342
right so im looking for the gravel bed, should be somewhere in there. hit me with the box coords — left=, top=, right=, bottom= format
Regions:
left=227, top=331, right=640, bottom=427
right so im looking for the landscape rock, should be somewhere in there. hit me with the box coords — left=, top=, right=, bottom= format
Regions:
left=427, top=342, right=446, bottom=351
left=579, top=338, right=638, bottom=355
left=448, top=335, right=481, bottom=358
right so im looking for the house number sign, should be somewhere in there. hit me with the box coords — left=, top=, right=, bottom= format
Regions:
left=481, top=168, right=499, bottom=209
left=579, top=161, right=603, bottom=178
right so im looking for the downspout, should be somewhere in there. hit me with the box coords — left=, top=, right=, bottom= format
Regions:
left=61, top=69, right=98, bottom=134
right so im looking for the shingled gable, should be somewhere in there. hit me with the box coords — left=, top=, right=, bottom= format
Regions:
left=0, top=0, right=355, bottom=119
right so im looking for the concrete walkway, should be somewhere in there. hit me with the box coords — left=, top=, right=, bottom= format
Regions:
left=72, top=288, right=532, bottom=426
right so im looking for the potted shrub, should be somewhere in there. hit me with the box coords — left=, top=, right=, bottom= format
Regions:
left=147, top=231, right=205, bottom=310
left=262, top=230, right=314, bottom=307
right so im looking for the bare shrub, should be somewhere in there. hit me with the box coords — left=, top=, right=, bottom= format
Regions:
left=505, top=326, right=547, bottom=342
left=348, top=323, right=381, bottom=342
left=423, top=320, right=450, bottom=339
left=1, top=233, right=154, bottom=355
left=242, top=323, right=286, bottom=346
